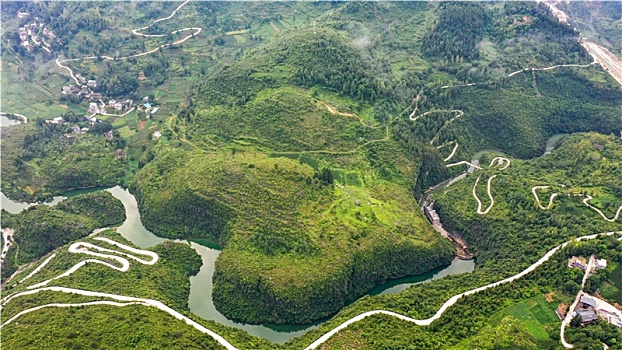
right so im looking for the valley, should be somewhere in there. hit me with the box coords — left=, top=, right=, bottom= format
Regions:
left=1, top=1, right=621, bottom=349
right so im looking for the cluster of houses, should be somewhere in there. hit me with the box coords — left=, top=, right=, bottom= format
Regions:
left=86, top=99, right=134, bottom=116
left=45, top=114, right=114, bottom=140
left=137, top=96, right=159, bottom=116
left=17, top=13, right=59, bottom=53
left=62, top=80, right=103, bottom=101
left=561, top=256, right=622, bottom=328
left=568, top=256, right=607, bottom=271
left=573, top=294, right=622, bottom=328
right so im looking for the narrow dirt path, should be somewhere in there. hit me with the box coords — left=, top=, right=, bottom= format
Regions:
left=270, top=22, right=281, bottom=32
left=321, top=102, right=380, bottom=129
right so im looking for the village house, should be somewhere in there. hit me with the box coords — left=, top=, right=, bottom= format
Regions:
left=568, top=256, right=587, bottom=270
left=87, top=80, right=98, bottom=88
left=72, top=125, right=81, bottom=133
left=42, top=27, right=55, bottom=39
left=46, top=117, right=63, bottom=124
left=598, top=309, right=622, bottom=328
left=18, top=28, right=27, bottom=41
left=576, top=309, right=598, bottom=323
left=580, top=295, right=597, bottom=309
left=31, top=35, right=41, bottom=46
left=87, top=102, right=99, bottom=115
left=104, top=131, right=114, bottom=140
left=17, top=11, right=29, bottom=19
left=595, top=258, right=607, bottom=269
left=153, top=131, right=162, bottom=139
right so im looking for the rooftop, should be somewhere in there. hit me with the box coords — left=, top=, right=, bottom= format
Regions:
left=580, top=295, right=597, bottom=308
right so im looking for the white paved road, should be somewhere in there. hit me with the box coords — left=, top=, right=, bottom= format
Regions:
left=2, top=232, right=620, bottom=350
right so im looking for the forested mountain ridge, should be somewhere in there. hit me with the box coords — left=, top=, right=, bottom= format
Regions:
left=1, top=1, right=622, bottom=349
left=132, top=30, right=455, bottom=324
left=434, top=133, right=622, bottom=273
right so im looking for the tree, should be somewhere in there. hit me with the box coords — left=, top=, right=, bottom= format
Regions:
left=570, top=314, right=582, bottom=328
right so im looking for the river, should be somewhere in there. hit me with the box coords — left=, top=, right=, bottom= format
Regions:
left=1, top=186, right=475, bottom=344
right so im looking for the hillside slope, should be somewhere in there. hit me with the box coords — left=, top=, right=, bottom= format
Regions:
left=132, top=31, right=454, bottom=324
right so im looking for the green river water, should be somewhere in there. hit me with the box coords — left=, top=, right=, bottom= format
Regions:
left=1, top=186, right=474, bottom=343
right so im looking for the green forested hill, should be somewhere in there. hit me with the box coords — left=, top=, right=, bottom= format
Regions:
left=130, top=2, right=622, bottom=326
left=2, top=0, right=622, bottom=348
left=1, top=122, right=125, bottom=202
left=132, top=31, right=454, bottom=325
left=427, top=68, right=622, bottom=159
left=434, top=133, right=622, bottom=272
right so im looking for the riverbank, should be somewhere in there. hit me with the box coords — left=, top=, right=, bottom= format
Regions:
left=0, top=186, right=474, bottom=343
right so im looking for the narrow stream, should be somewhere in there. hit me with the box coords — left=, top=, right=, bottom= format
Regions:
left=1, top=186, right=475, bottom=344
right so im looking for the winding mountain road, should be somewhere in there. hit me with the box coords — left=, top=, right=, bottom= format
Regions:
left=0, top=286, right=239, bottom=350
left=3, top=232, right=620, bottom=350
left=16, top=253, right=57, bottom=286
left=471, top=157, right=511, bottom=215
left=473, top=175, right=497, bottom=215
left=409, top=109, right=465, bottom=163
left=532, top=186, right=558, bottom=210
left=24, top=237, right=158, bottom=290
left=56, top=0, right=201, bottom=86
left=582, top=195, right=622, bottom=222
left=303, top=232, right=621, bottom=350
left=0, top=112, right=28, bottom=123
left=531, top=189, right=620, bottom=222
left=506, top=60, right=597, bottom=78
